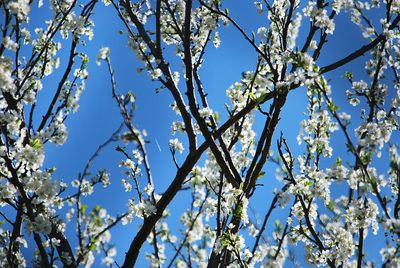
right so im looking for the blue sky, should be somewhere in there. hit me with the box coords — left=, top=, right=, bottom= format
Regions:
left=23, top=1, right=399, bottom=266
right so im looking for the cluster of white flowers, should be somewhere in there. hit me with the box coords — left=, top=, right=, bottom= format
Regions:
left=96, top=47, right=110, bottom=66
left=15, top=142, right=45, bottom=170
left=213, top=31, right=221, bottom=48
left=7, top=0, right=30, bottom=20
left=149, top=68, right=162, bottom=79
left=169, top=138, right=184, bottom=153
left=130, top=199, right=157, bottom=219
left=3, top=36, right=19, bottom=51
left=323, top=222, right=355, bottom=266
left=345, top=198, right=379, bottom=234
left=355, top=121, right=394, bottom=158
left=298, top=109, right=338, bottom=157
left=303, top=1, right=335, bottom=34
left=198, top=107, right=214, bottom=118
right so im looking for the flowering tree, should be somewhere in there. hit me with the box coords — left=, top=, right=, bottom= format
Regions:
left=1, top=0, right=400, bottom=267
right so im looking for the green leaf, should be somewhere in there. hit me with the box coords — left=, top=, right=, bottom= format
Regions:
left=29, top=138, right=43, bottom=149
left=275, top=219, right=282, bottom=232
left=94, top=205, right=102, bottom=213
left=89, top=238, right=98, bottom=250
left=319, top=77, right=326, bottom=88
left=80, top=204, right=88, bottom=215
left=225, top=8, right=229, bottom=16
left=327, top=200, right=335, bottom=211
left=234, top=203, right=244, bottom=219
left=48, top=167, right=57, bottom=174
left=239, top=182, right=244, bottom=191
left=328, top=101, right=335, bottom=112
left=82, top=56, right=89, bottom=65
left=257, top=171, right=266, bottom=179
left=249, top=92, right=257, bottom=101
left=94, top=216, right=102, bottom=227
left=80, top=53, right=89, bottom=66
left=213, top=112, right=220, bottom=122
left=220, top=232, right=230, bottom=247
left=305, top=180, right=314, bottom=186
left=312, top=64, right=319, bottom=73
left=344, top=71, right=353, bottom=81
